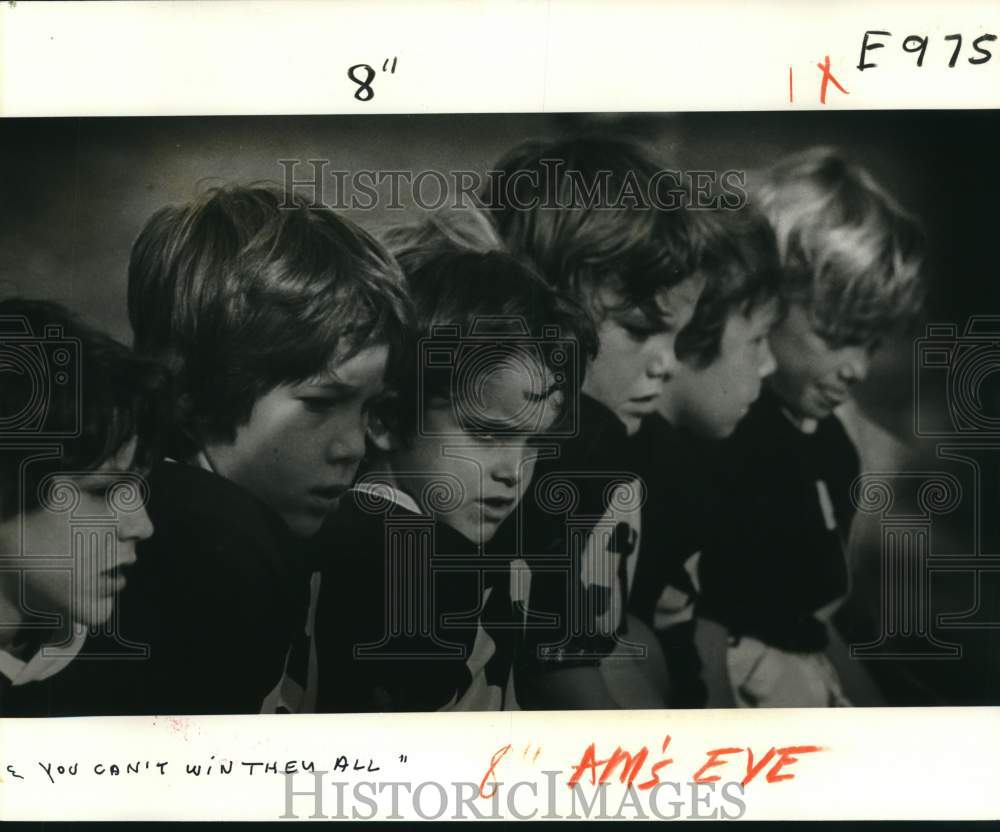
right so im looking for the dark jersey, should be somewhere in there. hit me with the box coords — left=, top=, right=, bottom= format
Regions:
left=697, top=389, right=857, bottom=652
left=515, top=395, right=645, bottom=671
left=313, top=489, right=517, bottom=712
left=627, top=414, right=716, bottom=706
left=629, top=413, right=714, bottom=625
left=4, top=460, right=311, bottom=716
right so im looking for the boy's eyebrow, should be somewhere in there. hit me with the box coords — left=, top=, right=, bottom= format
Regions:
left=297, top=378, right=358, bottom=392
left=620, top=307, right=672, bottom=331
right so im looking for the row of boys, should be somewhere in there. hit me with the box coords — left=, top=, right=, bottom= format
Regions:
left=0, top=136, right=924, bottom=714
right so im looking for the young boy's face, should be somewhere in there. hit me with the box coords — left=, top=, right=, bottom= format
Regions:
left=392, top=358, right=561, bottom=545
left=665, top=299, right=780, bottom=438
left=767, top=302, right=875, bottom=420
left=582, top=275, right=704, bottom=436
left=0, top=438, right=153, bottom=630
left=206, top=343, right=389, bottom=538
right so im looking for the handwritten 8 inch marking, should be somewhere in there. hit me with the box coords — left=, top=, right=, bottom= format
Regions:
left=347, top=57, right=398, bottom=101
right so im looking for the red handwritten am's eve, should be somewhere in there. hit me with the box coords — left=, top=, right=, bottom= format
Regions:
left=479, top=737, right=824, bottom=798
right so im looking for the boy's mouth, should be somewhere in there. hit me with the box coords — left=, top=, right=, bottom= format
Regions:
left=624, top=394, right=659, bottom=414
left=310, top=483, right=348, bottom=501
left=818, top=385, right=848, bottom=407
left=99, top=566, right=130, bottom=595
left=477, top=496, right=516, bottom=520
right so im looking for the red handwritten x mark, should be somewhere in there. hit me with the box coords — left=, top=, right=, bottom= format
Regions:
left=816, top=55, right=849, bottom=104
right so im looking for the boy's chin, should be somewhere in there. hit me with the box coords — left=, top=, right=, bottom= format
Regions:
left=284, top=506, right=336, bottom=540
left=444, top=516, right=500, bottom=546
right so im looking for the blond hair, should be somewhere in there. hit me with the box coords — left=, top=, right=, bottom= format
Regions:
left=756, top=147, right=925, bottom=343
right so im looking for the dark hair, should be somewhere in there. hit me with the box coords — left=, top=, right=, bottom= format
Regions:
left=755, top=147, right=925, bottom=344
left=483, top=136, right=705, bottom=314
left=127, top=184, right=413, bottom=457
left=0, top=298, right=166, bottom=519
left=675, top=206, right=783, bottom=367
left=388, top=245, right=597, bottom=440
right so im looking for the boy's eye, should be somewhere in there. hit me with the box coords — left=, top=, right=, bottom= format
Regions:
left=299, top=396, right=342, bottom=413
left=622, top=323, right=656, bottom=341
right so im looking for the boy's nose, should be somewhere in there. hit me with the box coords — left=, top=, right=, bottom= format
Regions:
left=646, top=333, right=679, bottom=379
left=758, top=341, right=778, bottom=378
left=331, top=414, right=368, bottom=465
left=838, top=348, right=871, bottom=384
left=490, top=447, right=524, bottom=487
left=119, top=504, right=154, bottom=543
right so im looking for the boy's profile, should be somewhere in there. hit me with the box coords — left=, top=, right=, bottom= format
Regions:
left=627, top=205, right=783, bottom=705
left=0, top=299, right=161, bottom=711
left=660, top=207, right=783, bottom=439
left=695, top=147, right=925, bottom=707
left=485, top=136, right=708, bottom=708
left=314, top=237, right=595, bottom=712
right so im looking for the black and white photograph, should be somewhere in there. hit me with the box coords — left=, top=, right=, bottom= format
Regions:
left=2, top=110, right=998, bottom=726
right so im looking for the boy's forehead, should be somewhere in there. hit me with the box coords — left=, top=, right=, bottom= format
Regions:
left=599, top=276, right=701, bottom=323
left=789, top=301, right=875, bottom=349
left=750, top=296, right=783, bottom=328
left=308, top=341, right=390, bottom=386
left=451, top=356, right=560, bottom=429
left=661, top=273, right=705, bottom=312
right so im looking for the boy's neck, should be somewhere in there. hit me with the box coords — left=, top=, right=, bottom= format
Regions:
left=762, top=388, right=820, bottom=435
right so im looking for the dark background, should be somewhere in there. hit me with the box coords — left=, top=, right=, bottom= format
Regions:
left=2, top=111, right=997, bottom=704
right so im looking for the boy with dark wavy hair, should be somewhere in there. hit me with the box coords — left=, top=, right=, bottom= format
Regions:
left=628, top=205, right=783, bottom=705
left=314, top=216, right=596, bottom=711
left=41, top=185, right=412, bottom=715
left=485, top=136, right=709, bottom=707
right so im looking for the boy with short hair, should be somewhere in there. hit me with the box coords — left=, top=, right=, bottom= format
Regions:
left=43, top=185, right=412, bottom=715
left=0, top=299, right=161, bottom=714
left=314, top=242, right=595, bottom=712
left=695, top=147, right=925, bottom=707
left=627, top=206, right=783, bottom=706
left=484, top=136, right=708, bottom=708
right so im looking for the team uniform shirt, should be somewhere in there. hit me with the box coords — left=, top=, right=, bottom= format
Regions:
left=516, top=394, right=644, bottom=672
left=628, top=413, right=716, bottom=706
left=0, top=629, right=87, bottom=714
left=5, top=459, right=312, bottom=716
left=696, top=388, right=857, bottom=706
left=629, top=413, right=714, bottom=629
left=313, top=484, right=518, bottom=713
